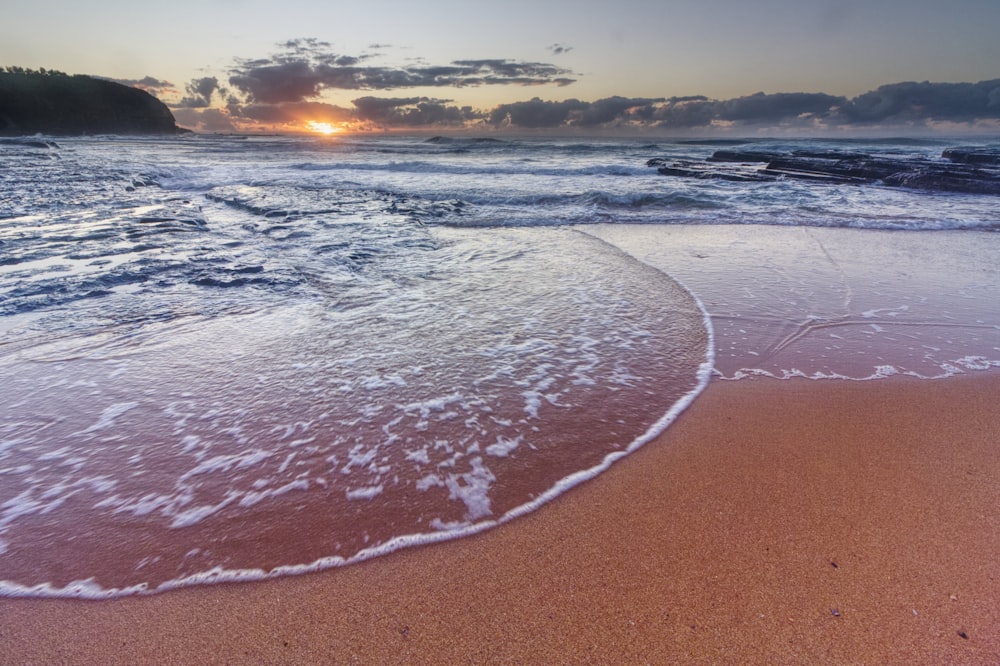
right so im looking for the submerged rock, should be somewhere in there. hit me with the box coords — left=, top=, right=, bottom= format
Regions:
left=705, top=149, right=784, bottom=163
left=942, top=147, right=1000, bottom=166
left=0, top=137, right=60, bottom=148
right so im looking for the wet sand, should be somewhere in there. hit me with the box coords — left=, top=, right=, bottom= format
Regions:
left=2, top=372, right=998, bottom=664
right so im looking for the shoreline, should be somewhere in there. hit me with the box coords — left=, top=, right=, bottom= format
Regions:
left=584, top=224, right=1000, bottom=381
left=2, top=372, right=998, bottom=663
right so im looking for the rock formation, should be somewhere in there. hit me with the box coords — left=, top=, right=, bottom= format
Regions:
left=649, top=146, right=1000, bottom=195
left=0, top=71, right=184, bottom=136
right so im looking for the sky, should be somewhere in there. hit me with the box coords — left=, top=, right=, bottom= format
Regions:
left=3, top=0, right=1000, bottom=134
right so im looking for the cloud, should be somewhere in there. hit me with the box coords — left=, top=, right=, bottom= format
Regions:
left=352, top=96, right=482, bottom=127
left=175, top=76, right=224, bottom=108
left=569, top=96, right=666, bottom=126
left=228, top=60, right=329, bottom=104
left=237, top=101, right=353, bottom=125
left=211, top=82, right=999, bottom=133
left=489, top=96, right=679, bottom=128
left=717, top=92, right=847, bottom=122
left=489, top=98, right=589, bottom=128
left=108, top=75, right=175, bottom=95
left=836, top=79, right=1000, bottom=124
left=642, top=97, right=718, bottom=128
left=482, top=83, right=1000, bottom=131
left=489, top=96, right=721, bottom=129
left=623, top=92, right=847, bottom=130
left=547, top=43, right=574, bottom=55
left=279, top=37, right=333, bottom=56
left=172, top=107, right=237, bottom=133
left=446, top=60, right=575, bottom=87
left=176, top=96, right=480, bottom=132
left=226, top=39, right=576, bottom=104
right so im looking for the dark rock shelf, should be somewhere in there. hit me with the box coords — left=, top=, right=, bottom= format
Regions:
left=649, top=147, right=1000, bottom=195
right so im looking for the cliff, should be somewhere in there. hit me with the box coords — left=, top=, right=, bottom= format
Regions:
left=0, top=71, right=184, bottom=136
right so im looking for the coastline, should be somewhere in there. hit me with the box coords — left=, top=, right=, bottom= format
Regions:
left=2, top=372, right=998, bottom=664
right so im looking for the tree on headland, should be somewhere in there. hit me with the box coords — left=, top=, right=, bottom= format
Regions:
left=3, top=66, right=69, bottom=77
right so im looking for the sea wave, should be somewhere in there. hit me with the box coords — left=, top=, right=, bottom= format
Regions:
left=0, top=226, right=713, bottom=598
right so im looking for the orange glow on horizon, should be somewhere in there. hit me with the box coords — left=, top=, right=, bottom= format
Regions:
left=306, top=120, right=342, bottom=135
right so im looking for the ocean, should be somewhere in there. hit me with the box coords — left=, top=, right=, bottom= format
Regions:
left=1, top=134, right=998, bottom=597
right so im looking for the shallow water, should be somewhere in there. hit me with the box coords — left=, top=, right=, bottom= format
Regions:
left=585, top=224, right=1000, bottom=380
left=1, top=134, right=998, bottom=597
left=0, top=221, right=710, bottom=595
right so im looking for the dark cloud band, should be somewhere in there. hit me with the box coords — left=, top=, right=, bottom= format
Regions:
left=225, top=40, right=576, bottom=104
left=175, top=80, right=1000, bottom=132
left=486, top=81, right=1000, bottom=130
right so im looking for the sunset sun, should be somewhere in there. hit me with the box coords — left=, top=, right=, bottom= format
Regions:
left=306, top=120, right=341, bottom=135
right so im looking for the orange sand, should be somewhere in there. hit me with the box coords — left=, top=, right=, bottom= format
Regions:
left=2, top=373, right=999, bottom=664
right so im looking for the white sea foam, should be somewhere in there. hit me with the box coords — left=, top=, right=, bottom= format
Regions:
left=346, top=485, right=384, bottom=501
left=485, top=435, right=522, bottom=458
left=239, top=479, right=309, bottom=507
left=180, top=449, right=272, bottom=481
left=170, top=492, right=242, bottom=529
left=442, top=456, right=495, bottom=521
left=73, top=402, right=139, bottom=435
left=405, top=447, right=431, bottom=464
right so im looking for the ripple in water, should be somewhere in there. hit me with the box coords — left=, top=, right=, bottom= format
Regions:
left=0, top=228, right=711, bottom=597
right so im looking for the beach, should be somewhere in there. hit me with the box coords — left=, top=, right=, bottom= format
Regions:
left=2, top=371, right=998, bottom=664
left=2, top=138, right=999, bottom=663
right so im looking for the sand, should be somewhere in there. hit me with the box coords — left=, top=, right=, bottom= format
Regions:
left=2, top=372, right=998, bottom=664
